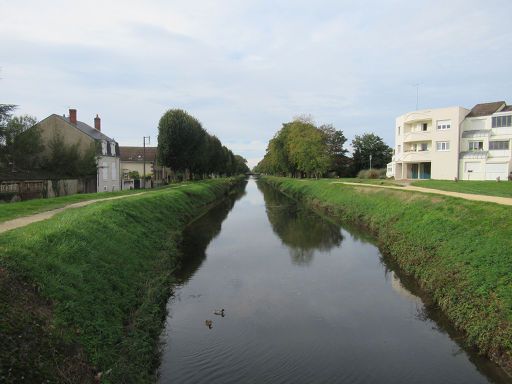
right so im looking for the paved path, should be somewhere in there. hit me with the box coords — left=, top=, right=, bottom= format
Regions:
left=0, top=192, right=148, bottom=234
left=331, top=182, right=512, bottom=207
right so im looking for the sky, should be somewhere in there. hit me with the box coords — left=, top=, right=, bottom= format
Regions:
left=1, top=0, right=511, bottom=168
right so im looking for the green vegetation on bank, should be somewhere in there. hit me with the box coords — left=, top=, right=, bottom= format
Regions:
left=0, top=188, right=148, bottom=223
left=261, top=176, right=512, bottom=373
left=0, top=178, right=242, bottom=383
left=411, top=179, right=512, bottom=198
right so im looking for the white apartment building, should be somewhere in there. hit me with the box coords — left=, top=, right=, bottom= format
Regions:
left=387, top=101, right=512, bottom=180
left=387, top=106, right=469, bottom=180
left=459, top=102, right=512, bottom=181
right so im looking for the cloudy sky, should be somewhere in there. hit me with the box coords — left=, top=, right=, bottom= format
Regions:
left=1, top=0, right=511, bottom=167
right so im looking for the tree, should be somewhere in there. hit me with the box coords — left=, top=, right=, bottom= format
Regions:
left=0, top=113, right=42, bottom=171
left=319, top=124, right=349, bottom=176
left=41, top=131, right=97, bottom=177
left=157, top=109, right=206, bottom=178
left=350, top=133, right=392, bottom=175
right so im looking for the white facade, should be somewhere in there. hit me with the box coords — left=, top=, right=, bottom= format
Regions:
left=388, top=102, right=512, bottom=180
left=388, top=107, right=469, bottom=180
left=459, top=108, right=512, bottom=181
left=98, top=155, right=121, bottom=192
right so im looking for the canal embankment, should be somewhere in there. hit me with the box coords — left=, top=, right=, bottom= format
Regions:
left=0, top=177, right=243, bottom=384
left=261, top=176, right=512, bottom=376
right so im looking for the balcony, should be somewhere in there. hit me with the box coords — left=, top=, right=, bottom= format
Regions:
left=459, top=151, right=488, bottom=160
left=403, top=131, right=432, bottom=143
left=401, top=150, right=431, bottom=162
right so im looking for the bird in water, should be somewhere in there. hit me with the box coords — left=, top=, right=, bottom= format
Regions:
left=213, top=309, right=225, bottom=317
left=205, top=320, right=213, bottom=329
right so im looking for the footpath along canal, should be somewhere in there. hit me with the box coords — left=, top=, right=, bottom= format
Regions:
left=158, top=178, right=511, bottom=384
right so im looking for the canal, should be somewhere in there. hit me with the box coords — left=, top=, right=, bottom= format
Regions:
left=158, top=178, right=510, bottom=384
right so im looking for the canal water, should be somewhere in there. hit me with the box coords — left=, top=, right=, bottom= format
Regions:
left=158, top=179, right=510, bottom=384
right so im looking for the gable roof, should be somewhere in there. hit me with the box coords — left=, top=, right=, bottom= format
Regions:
left=502, top=105, right=512, bottom=112
left=466, top=101, right=506, bottom=118
left=119, top=146, right=157, bottom=162
left=52, top=114, right=117, bottom=142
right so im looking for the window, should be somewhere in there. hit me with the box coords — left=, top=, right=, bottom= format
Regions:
left=437, top=120, right=452, bottom=130
left=469, top=141, right=484, bottom=151
left=419, top=143, right=428, bottom=151
left=492, top=115, right=512, bottom=128
left=111, top=162, right=117, bottom=180
left=110, top=142, right=116, bottom=156
left=436, top=141, right=450, bottom=151
left=422, top=123, right=428, bottom=131
left=101, top=141, right=107, bottom=155
left=489, top=140, right=510, bottom=150
left=398, top=126, right=401, bottom=135
left=102, top=162, right=108, bottom=181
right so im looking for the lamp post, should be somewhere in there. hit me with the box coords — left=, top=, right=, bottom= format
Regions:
left=143, top=136, right=150, bottom=188
left=369, top=154, right=372, bottom=170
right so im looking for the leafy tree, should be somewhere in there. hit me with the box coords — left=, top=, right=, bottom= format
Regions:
left=319, top=124, right=349, bottom=176
left=157, top=109, right=206, bottom=178
left=0, top=114, right=42, bottom=171
left=286, top=121, right=330, bottom=178
left=41, top=132, right=97, bottom=177
left=350, top=133, right=392, bottom=176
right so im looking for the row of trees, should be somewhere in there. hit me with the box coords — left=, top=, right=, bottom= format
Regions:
left=254, top=117, right=392, bottom=177
left=157, top=109, right=249, bottom=178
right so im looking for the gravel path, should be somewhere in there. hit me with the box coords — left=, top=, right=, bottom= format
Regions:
left=0, top=192, right=147, bottom=234
left=332, top=182, right=512, bottom=206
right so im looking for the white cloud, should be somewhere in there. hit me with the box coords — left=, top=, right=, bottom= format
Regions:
left=1, top=0, right=511, bottom=165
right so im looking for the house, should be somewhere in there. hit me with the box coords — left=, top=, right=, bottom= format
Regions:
left=387, top=106, right=469, bottom=180
left=36, top=108, right=121, bottom=192
left=387, top=101, right=512, bottom=180
left=119, top=146, right=171, bottom=189
left=459, top=102, right=512, bottom=181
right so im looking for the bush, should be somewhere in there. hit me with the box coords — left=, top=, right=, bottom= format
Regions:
left=357, top=168, right=386, bottom=179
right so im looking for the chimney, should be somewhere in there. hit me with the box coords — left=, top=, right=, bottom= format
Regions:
left=94, top=114, right=101, bottom=131
left=69, top=108, right=77, bottom=125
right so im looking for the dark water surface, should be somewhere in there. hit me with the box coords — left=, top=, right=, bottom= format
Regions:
left=158, top=179, right=510, bottom=384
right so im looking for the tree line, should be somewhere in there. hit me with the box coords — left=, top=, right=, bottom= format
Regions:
left=254, top=116, right=392, bottom=178
left=157, top=109, right=249, bottom=179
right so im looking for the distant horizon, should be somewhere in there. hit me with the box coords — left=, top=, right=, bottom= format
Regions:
left=2, top=0, right=511, bottom=168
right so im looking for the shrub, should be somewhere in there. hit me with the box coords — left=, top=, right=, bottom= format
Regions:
left=357, top=168, right=386, bottom=179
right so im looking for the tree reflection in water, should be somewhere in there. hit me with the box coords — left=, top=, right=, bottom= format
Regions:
left=256, top=181, right=343, bottom=265
left=175, top=181, right=247, bottom=283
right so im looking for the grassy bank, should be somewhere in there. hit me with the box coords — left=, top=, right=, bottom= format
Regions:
left=0, top=178, right=242, bottom=383
left=410, top=179, right=512, bottom=198
left=0, top=188, right=146, bottom=223
left=262, top=176, right=512, bottom=374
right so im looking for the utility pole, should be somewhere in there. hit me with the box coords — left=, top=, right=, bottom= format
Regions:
left=143, top=136, right=150, bottom=189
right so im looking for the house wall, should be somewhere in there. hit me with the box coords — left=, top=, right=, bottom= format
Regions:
left=37, top=115, right=94, bottom=155
left=98, top=156, right=121, bottom=192
left=392, top=107, right=469, bottom=180
left=120, top=161, right=155, bottom=177
left=459, top=113, right=512, bottom=180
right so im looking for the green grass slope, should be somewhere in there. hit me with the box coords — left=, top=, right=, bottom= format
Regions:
left=0, top=178, right=240, bottom=383
left=262, top=176, right=512, bottom=374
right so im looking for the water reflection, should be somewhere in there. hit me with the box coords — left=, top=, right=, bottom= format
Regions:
left=174, top=181, right=247, bottom=283
left=257, top=181, right=343, bottom=265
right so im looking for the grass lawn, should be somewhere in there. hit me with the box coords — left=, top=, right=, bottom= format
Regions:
left=411, top=179, right=512, bottom=198
left=0, top=185, right=176, bottom=223
left=333, top=177, right=404, bottom=186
